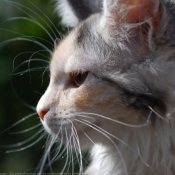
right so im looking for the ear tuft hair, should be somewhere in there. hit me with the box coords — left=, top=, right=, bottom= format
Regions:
left=56, top=0, right=79, bottom=27
left=102, top=0, right=162, bottom=30
left=56, top=0, right=103, bottom=27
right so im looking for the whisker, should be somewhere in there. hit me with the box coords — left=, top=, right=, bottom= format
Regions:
left=11, top=67, right=48, bottom=76
left=33, top=91, right=43, bottom=95
left=12, top=51, right=49, bottom=70
left=60, top=128, right=70, bottom=174
left=37, top=135, right=55, bottom=173
left=47, top=137, right=58, bottom=174
left=0, top=112, right=37, bottom=135
left=137, top=146, right=150, bottom=167
left=148, top=106, right=166, bottom=121
left=75, top=119, right=128, bottom=175
left=65, top=121, right=83, bottom=174
left=9, top=78, right=36, bottom=111
left=76, top=112, right=151, bottom=128
left=67, top=119, right=82, bottom=172
left=69, top=130, right=74, bottom=174
left=25, top=50, right=49, bottom=81
left=167, top=107, right=175, bottom=119
left=75, top=117, right=135, bottom=153
left=52, top=126, right=67, bottom=162
left=65, top=137, right=71, bottom=174
left=48, top=151, right=54, bottom=175
left=77, top=126, right=95, bottom=145
left=41, top=66, right=50, bottom=86
left=0, top=27, right=54, bottom=49
left=71, top=125, right=83, bottom=174
left=11, top=58, right=48, bottom=74
left=27, top=0, right=63, bottom=40
left=72, top=130, right=81, bottom=169
left=6, top=132, right=46, bottom=153
left=9, top=123, right=41, bottom=134
left=2, top=0, right=55, bottom=43
left=43, top=121, right=74, bottom=172
left=1, top=128, right=44, bottom=148
left=0, top=37, right=51, bottom=53
left=43, top=126, right=63, bottom=169
left=0, top=27, right=27, bottom=37
left=5, top=0, right=63, bottom=41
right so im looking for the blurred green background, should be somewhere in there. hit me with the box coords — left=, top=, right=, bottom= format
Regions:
left=0, top=0, right=77, bottom=173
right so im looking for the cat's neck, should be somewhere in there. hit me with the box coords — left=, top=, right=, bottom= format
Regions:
left=85, top=127, right=175, bottom=175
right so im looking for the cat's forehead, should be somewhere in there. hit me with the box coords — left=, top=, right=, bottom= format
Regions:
left=50, top=20, right=101, bottom=74
left=50, top=17, right=121, bottom=76
left=50, top=29, right=82, bottom=75
left=51, top=31, right=75, bottom=66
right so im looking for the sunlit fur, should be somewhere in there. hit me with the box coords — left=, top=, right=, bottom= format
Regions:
left=36, top=0, right=175, bottom=174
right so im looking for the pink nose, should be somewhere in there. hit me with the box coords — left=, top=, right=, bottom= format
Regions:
left=38, top=109, right=49, bottom=120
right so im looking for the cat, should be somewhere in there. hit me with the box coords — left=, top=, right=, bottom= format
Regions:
left=37, top=0, right=175, bottom=174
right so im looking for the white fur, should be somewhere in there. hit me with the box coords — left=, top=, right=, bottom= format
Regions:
left=85, top=144, right=121, bottom=175
left=56, top=0, right=79, bottom=27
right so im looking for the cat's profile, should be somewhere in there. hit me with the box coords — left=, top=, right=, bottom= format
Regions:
left=37, top=0, right=175, bottom=174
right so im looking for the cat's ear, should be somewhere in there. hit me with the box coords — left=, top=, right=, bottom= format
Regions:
left=101, top=0, right=162, bottom=37
left=56, top=0, right=103, bottom=27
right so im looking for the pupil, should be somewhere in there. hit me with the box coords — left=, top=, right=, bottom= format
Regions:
left=77, top=74, right=82, bottom=81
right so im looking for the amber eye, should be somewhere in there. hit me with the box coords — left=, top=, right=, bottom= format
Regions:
left=70, top=71, right=88, bottom=87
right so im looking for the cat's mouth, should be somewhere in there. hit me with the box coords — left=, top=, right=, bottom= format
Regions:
left=43, top=112, right=101, bottom=138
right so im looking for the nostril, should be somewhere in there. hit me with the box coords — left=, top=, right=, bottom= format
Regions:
left=38, top=109, right=49, bottom=121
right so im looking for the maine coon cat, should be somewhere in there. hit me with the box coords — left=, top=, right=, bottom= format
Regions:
left=37, top=0, right=175, bottom=174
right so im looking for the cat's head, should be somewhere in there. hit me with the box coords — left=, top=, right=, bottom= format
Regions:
left=37, top=0, right=175, bottom=148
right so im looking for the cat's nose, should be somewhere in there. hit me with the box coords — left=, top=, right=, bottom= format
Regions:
left=38, top=109, right=49, bottom=121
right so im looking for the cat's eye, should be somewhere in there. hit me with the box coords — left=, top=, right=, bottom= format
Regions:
left=70, top=71, right=88, bottom=87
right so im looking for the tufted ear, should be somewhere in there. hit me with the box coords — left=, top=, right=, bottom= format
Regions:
left=101, top=0, right=163, bottom=37
left=56, top=0, right=103, bottom=27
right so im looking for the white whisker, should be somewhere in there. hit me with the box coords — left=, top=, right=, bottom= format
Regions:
left=12, top=51, right=49, bottom=70
left=77, top=126, right=95, bottom=145
left=60, top=128, right=69, bottom=174
left=37, top=135, right=49, bottom=172
left=0, top=26, right=54, bottom=48
left=148, top=106, right=166, bottom=121
left=12, top=67, right=48, bottom=76
left=0, top=37, right=51, bottom=53
left=9, top=78, right=36, bottom=110
left=137, top=146, right=150, bottom=167
left=0, top=112, right=37, bottom=135
left=27, top=0, right=64, bottom=40
left=71, top=125, right=83, bottom=174
left=9, top=123, right=41, bottom=135
left=2, top=0, right=55, bottom=43
left=75, top=119, right=128, bottom=175
left=77, top=117, right=135, bottom=153
left=27, top=50, right=49, bottom=82
left=77, top=112, right=151, bottom=128
left=72, top=130, right=81, bottom=168
left=70, top=130, right=74, bottom=174
left=2, top=128, right=44, bottom=148
left=6, top=132, right=46, bottom=153
left=44, top=125, right=63, bottom=168
left=41, top=66, right=50, bottom=86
